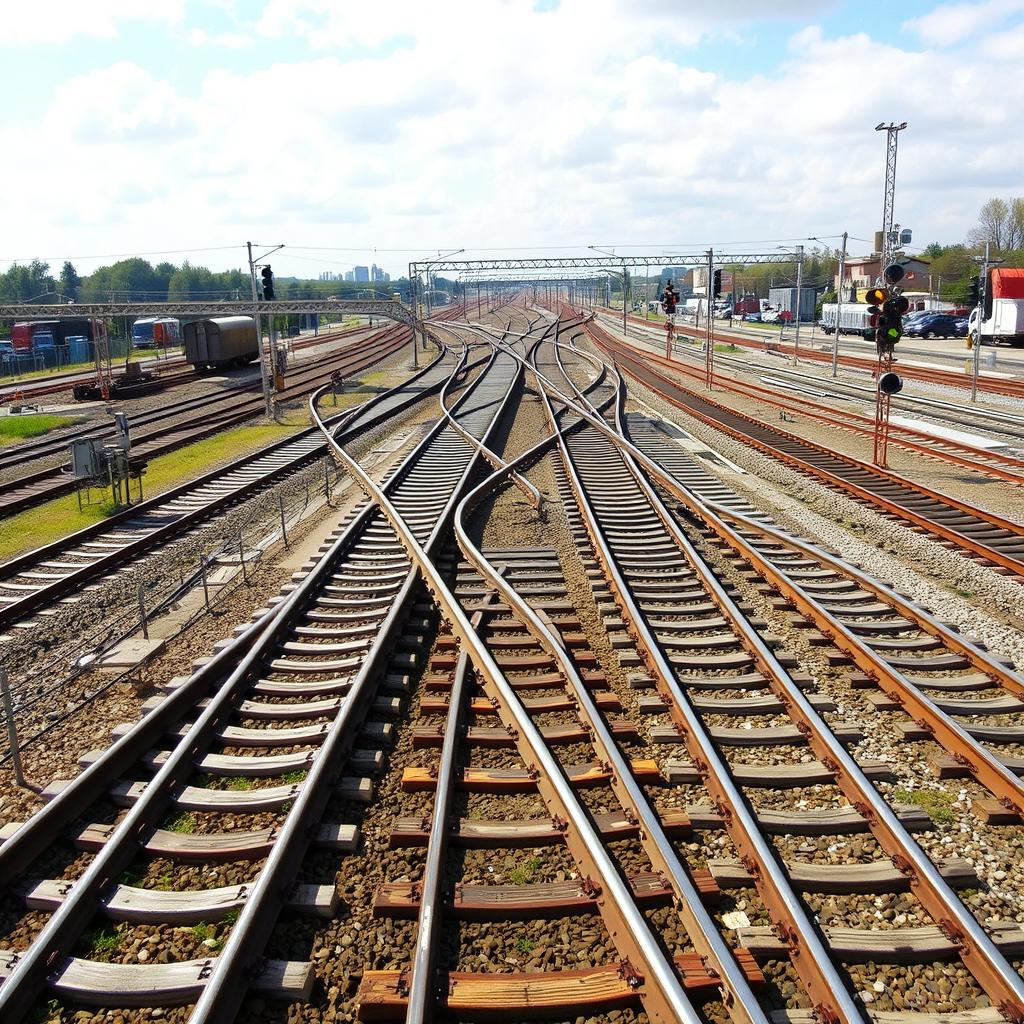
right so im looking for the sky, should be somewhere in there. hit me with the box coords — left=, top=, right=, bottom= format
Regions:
left=2, top=0, right=1023, bottom=281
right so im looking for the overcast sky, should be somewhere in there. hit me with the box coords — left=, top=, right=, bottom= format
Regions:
left=2, top=0, right=1022, bottom=279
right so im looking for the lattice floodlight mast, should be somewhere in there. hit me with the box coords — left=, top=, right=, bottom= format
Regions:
left=875, top=122, right=907, bottom=276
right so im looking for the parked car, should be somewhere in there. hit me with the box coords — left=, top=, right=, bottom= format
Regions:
left=743, top=312, right=762, bottom=323
left=952, top=318, right=969, bottom=338
left=904, top=313, right=962, bottom=339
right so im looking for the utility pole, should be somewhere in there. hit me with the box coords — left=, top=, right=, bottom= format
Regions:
left=792, top=244, right=804, bottom=365
left=704, top=248, right=714, bottom=388
left=247, top=241, right=282, bottom=418
left=971, top=242, right=1003, bottom=402
left=407, top=263, right=420, bottom=370
left=622, top=264, right=628, bottom=337
left=832, top=231, right=848, bottom=377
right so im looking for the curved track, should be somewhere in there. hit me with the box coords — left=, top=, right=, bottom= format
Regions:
left=591, top=322, right=1024, bottom=578
left=1, top=308, right=1023, bottom=1024
left=0, top=324, right=413, bottom=516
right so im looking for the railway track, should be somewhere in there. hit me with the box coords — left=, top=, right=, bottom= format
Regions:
left=2, top=308, right=1024, bottom=1022
left=601, top=305, right=1024, bottom=400
left=0, top=340, right=452, bottom=643
left=0, top=324, right=381, bottom=476
left=523, top=321, right=1024, bottom=1020
left=0, top=321, right=377, bottom=407
left=590, top=321, right=1024, bottom=579
left=596, top=317, right=1024, bottom=487
left=0, top=324, right=411, bottom=517
left=618, top=409, right=1024, bottom=815
left=0, top=322, right=527, bottom=1022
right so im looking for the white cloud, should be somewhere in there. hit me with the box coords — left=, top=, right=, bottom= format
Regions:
left=46, top=63, right=197, bottom=144
left=902, top=0, right=1024, bottom=47
left=258, top=0, right=832, bottom=52
left=4, top=2, right=1023, bottom=276
left=6, top=0, right=184, bottom=45
left=189, top=28, right=252, bottom=49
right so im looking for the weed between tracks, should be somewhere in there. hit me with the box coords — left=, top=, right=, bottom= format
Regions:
left=892, top=787, right=956, bottom=824
left=165, top=812, right=196, bottom=833
left=190, top=922, right=221, bottom=950
left=506, top=856, right=543, bottom=886
left=86, top=924, right=120, bottom=959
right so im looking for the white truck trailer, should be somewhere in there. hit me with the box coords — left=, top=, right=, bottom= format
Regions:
left=819, top=303, right=870, bottom=335
left=969, top=269, right=1024, bottom=346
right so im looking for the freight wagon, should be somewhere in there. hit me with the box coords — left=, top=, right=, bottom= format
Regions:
left=819, top=303, right=871, bottom=336
left=183, top=316, right=259, bottom=370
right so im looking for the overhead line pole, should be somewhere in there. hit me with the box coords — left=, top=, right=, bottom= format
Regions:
left=246, top=241, right=283, bottom=419
left=792, top=244, right=804, bottom=366
left=833, top=231, right=848, bottom=378
left=704, top=248, right=714, bottom=388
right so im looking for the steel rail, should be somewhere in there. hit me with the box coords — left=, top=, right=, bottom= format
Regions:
left=0, top=343, right=485, bottom=1022
left=614, top=331, right=1024, bottom=484
left=431, top=324, right=541, bottom=509
left=474, top=315, right=1024, bottom=1015
left=0, top=343, right=460, bottom=881
left=449, top=340, right=768, bottom=1024
left=0, top=359, right=353, bottom=519
left=543, top=325, right=1024, bottom=1019
left=531, top=331, right=861, bottom=1022
left=606, top=309, right=1024, bottom=444
left=598, top=322, right=1024, bottom=542
left=0, top=345, right=454, bottom=634
left=406, top=588, right=499, bottom=1023
left=595, top=334, right=1024, bottom=578
left=310, top=366, right=705, bottom=1024
left=187, top=343, right=518, bottom=1023
left=605, top=305, right=1024, bottom=400
left=700, top=501, right=1024, bottom=815
left=0, top=323, right=376, bottom=474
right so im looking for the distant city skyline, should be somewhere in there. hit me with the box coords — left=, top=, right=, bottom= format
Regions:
left=319, top=264, right=391, bottom=283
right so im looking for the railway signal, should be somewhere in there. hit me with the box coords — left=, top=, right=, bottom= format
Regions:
left=879, top=371, right=903, bottom=394
left=261, top=266, right=276, bottom=301
left=871, top=263, right=908, bottom=468
left=712, top=270, right=723, bottom=298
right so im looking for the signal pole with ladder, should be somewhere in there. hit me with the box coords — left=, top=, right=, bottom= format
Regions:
left=871, top=122, right=908, bottom=468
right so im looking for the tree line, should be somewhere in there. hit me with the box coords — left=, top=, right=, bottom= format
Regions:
left=0, top=258, right=408, bottom=306
left=1, top=197, right=1019, bottom=312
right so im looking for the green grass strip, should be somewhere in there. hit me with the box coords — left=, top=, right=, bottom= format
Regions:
left=0, top=419, right=302, bottom=563
left=0, top=413, right=84, bottom=442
